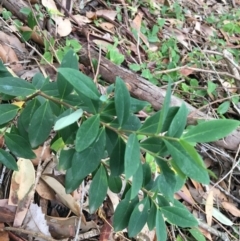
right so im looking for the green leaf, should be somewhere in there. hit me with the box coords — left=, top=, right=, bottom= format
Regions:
left=106, top=128, right=119, bottom=156
left=54, top=109, right=83, bottom=131
left=0, top=149, right=18, bottom=170
left=108, top=175, right=122, bottom=193
left=40, top=81, right=59, bottom=96
left=58, top=68, right=100, bottom=100
left=68, top=128, right=106, bottom=193
left=5, top=133, right=36, bottom=159
left=217, top=101, right=230, bottom=115
left=147, top=201, right=157, bottom=230
left=113, top=192, right=138, bottom=231
left=189, top=228, right=206, bottom=241
left=161, top=206, right=198, bottom=227
left=0, top=61, right=12, bottom=77
left=166, top=103, right=188, bottom=138
left=182, top=119, right=239, bottom=143
left=89, top=165, right=108, bottom=213
left=57, top=50, right=78, bottom=98
left=130, top=97, right=150, bottom=113
left=156, top=209, right=167, bottom=241
left=140, top=137, right=168, bottom=156
left=128, top=197, right=150, bottom=237
left=130, top=164, right=143, bottom=200
left=114, top=77, right=131, bottom=126
left=164, top=140, right=209, bottom=184
left=125, top=134, right=141, bottom=179
left=110, top=137, right=126, bottom=176
left=0, top=104, right=19, bottom=125
left=28, top=101, right=54, bottom=148
left=58, top=149, right=75, bottom=170
left=142, top=162, right=152, bottom=187
left=0, top=77, right=36, bottom=96
left=75, top=115, right=100, bottom=152
left=156, top=159, right=176, bottom=200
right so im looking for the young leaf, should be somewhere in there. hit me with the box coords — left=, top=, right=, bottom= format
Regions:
left=156, top=209, right=167, bottom=241
left=0, top=104, right=19, bottom=125
left=57, top=50, right=78, bottom=98
left=128, top=196, right=150, bottom=237
left=0, top=149, right=18, bottom=171
left=5, top=133, right=36, bottom=159
left=54, top=109, right=83, bottom=131
left=114, top=77, right=131, bottom=126
left=130, top=164, right=143, bottom=200
left=166, top=103, right=188, bottom=138
left=110, top=137, right=126, bottom=176
left=58, top=68, right=100, bottom=100
left=28, top=101, right=54, bottom=148
left=124, top=133, right=141, bottom=179
left=69, top=128, right=106, bottom=192
left=0, top=77, right=36, bottom=96
left=161, top=206, right=198, bottom=227
left=164, top=140, right=209, bottom=184
left=182, top=119, right=239, bottom=143
left=75, top=115, right=100, bottom=152
left=89, top=165, right=108, bottom=213
left=113, top=192, right=138, bottom=231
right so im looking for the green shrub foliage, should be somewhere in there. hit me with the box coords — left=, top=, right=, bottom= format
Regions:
left=0, top=51, right=239, bottom=240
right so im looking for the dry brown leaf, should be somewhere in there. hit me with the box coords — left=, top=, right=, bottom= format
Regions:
left=31, top=145, right=51, bottom=165
left=36, top=178, right=55, bottom=200
left=0, top=223, right=9, bottom=241
left=86, top=11, right=97, bottom=20
left=8, top=158, right=35, bottom=227
left=41, top=0, right=72, bottom=36
left=96, top=10, right=117, bottom=21
left=198, top=226, right=212, bottom=241
left=72, top=14, right=92, bottom=24
left=99, top=22, right=115, bottom=34
left=41, top=175, right=81, bottom=217
left=20, top=26, right=44, bottom=46
left=221, top=201, right=240, bottom=217
left=45, top=216, right=96, bottom=239
left=205, top=190, right=213, bottom=226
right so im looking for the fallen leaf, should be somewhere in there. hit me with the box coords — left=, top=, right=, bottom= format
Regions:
left=221, top=201, right=240, bottom=217
left=205, top=190, right=213, bottom=226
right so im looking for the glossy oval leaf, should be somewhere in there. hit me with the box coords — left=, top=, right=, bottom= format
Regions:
left=189, top=228, right=206, bottom=241
left=182, top=119, right=239, bottom=143
left=0, top=149, right=18, bottom=170
left=130, top=164, right=143, bottom=200
left=0, top=77, right=36, bottom=96
left=58, top=149, right=75, bottom=170
left=68, top=128, right=106, bottom=193
left=128, top=197, right=150, bottom=237
left=156, top=209, right=167, bottom=241
left=110, top=137, right=126, bottom=176
left=125, top=133, right=141, bottom=179
left=147, top=201, right=157, bottom=231
left=57, top=50, right=78, bottom=98
left=28, top=101, right=54, bottom=148
left=75, top=115, right=100, bottom=152
left=114, top=77, right=131, bottom=127
left=54, top=109, right=83, bottom=131
left=5, top=133, right=36, bottom=159
left=108, top=175, right=122, bottom=193
left=0, top=104, right=19, bottom=125
left=58, top=68, right=100, bottom=100
left=166, top=103, right=188, bottom=138
left=164, top=140, right=209, bottom=184
left=89, top=165, right=108, bottom=213
left=161, top=206, right=198, bottom=227
left=113, top=193, right=139, bottom=231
